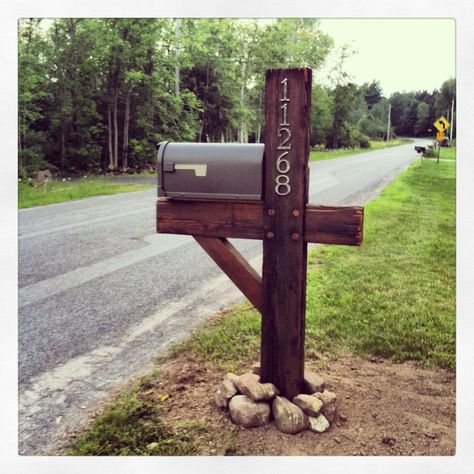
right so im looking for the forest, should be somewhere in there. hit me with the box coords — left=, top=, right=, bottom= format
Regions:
left=18, top=18, right=456, bottom=177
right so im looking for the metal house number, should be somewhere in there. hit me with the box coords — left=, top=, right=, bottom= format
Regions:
left=275, top=77, right=292, bottom=196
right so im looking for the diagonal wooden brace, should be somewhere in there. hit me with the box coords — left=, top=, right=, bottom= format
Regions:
left=194, top=236, right=263, bottom=313
left=157, top=198, right=363, bottom=315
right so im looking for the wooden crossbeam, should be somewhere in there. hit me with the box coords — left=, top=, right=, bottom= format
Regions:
left=157, top=198, right=363, bottom=246
left=194, top=236, right=263, bottom=313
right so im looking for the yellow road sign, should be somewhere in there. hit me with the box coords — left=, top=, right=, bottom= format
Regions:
left=437, top=131, right=445, bottom=141
left=434, top=116, right=450, bottom=132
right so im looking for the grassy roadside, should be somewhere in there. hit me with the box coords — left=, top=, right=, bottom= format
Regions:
left=69, top=148, right=455, bottom=455
left=425, top=146, right=456, bottom=161
left=171, top=150, right=455, bottom=372
left=18, top=179, right=154, bottom=209
left=310, top=138, right=412, bottom=162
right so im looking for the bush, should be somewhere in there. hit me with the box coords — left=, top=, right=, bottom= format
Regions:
left=359, top=134, right=370, bottom=148
left=349, top=128, right=370, bottom=149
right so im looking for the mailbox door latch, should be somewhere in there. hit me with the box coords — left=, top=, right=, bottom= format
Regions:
left=164, top=162, right=208, bottom=177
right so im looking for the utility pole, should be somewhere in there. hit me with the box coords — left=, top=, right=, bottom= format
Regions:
left=386, top=103, right=391, bottom=142
left=450, top=97, right=455, bottom=141
left=175, top=18, right=181, bottom=97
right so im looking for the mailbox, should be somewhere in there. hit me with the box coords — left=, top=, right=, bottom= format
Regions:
left=157, top=141, right=264, bottom=200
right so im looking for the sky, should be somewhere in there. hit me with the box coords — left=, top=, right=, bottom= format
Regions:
left=316, top=19, right=455, bottom=96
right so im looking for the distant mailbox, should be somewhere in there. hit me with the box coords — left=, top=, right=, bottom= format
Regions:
left=157, top=141, right=264, bottom=200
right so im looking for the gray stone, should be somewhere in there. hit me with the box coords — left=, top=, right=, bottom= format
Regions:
left=234, top=372, right=277, bottom=401
left=308, top=414, right=330, bottom=433
left=304, top=371, right=325, bottom=393
left=214, top=379, right=237, bottom=408
left=272, top=396, right=309, bottom=434
left=36, top=169, right=53, bottom=184
left=225, top=372, right=241, bottom=385
left=292, top=394, right=324, bottom=416
left=228, top=395, right=270, bottom=428
left=314, top=390, right=337, bottom=422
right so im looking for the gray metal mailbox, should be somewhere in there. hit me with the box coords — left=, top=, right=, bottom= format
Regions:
left=157, top=141, right=264, bottom=200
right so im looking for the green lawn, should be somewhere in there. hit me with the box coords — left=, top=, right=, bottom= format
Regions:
left=69, top=148, right=456, bottom=455
left=172, top=148, right=456, bottom=371
left=434, top=146, right=456, bottom=160
left=18, top=179, right=154, bottom=209
left=310, top=139, right=412, bottom=162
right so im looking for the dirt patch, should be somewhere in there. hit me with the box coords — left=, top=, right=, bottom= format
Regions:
left=151, top=354, right=455, bottom=456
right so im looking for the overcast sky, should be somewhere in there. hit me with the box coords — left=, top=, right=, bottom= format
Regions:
left=316, top=19, right=455, bottom=96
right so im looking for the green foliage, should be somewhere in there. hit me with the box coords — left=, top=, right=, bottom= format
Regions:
left=169, top=303, right=261, bottom=372
left=390, top=78, right=455, bottom=138
left=311, top=84, right=333, bottom=146
left=18, top=179, right=153, bottom=208
left=68, top=386, right=196, bottom=455
left=18, top=18, right=456, bottom=175
left=361, top=80, right=383, bottom=109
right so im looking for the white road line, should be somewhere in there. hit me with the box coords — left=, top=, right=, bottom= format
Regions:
left=18, top=234, right=193, bottom=307
left=18, top=208, right=150, bottom=240
left=19, top=254, right=263, bottom=454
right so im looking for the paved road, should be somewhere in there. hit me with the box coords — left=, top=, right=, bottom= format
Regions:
left=18, top=139, right=427, bottom=454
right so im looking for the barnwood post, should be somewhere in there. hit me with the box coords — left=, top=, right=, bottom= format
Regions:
left=260, top=68, right=312, bottom=399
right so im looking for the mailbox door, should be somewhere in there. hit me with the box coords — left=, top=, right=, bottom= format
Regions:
left=158, top=142, right=263, bottom=200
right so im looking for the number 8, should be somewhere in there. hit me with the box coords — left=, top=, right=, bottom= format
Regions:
left=275, top=174, right=291, bottom=196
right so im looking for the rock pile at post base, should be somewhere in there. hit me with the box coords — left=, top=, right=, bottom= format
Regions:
left=214, top=364, right=338, bottom=435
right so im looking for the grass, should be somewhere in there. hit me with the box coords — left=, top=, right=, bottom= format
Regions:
left=310, top=139, right=412, bottom=162
left=173, top=148, right=456, bottom=371
left=428, top=146, right=456, bottom=161
left=18, top=179, right=154, bottom=209
left=69, top=147, right=455, bottom=455
left=68, top=377, right=197, bottom=455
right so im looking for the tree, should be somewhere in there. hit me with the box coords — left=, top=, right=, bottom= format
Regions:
left=328, top=83, right=359, bottom=148
left=414, top=101, right=430, bottom=136
left=45, top=19, right=103, bottom=172
left=18, top=19, right=50, bottom=176
left=310, top=84, right=333, bottom=146
left=361, top=81, right=383, bottom=110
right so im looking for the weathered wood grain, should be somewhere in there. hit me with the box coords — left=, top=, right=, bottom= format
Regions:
left=157, top=198, right=263, bottom=240
left=157, top=199, right=363, bottom=246
left=194, top=236, right=263, bottom=313
left=304, top=205, right=364, bottom=246
left=260, top=68, right=312, bottom=399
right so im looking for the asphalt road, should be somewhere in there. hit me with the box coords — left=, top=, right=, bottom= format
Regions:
left=18, top=139, right=427, bottom=454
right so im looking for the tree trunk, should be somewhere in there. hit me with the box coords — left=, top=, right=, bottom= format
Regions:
left=107, top=104, right=114, bottom=169
left=113, top=91, right=119, bottom=169
left=60, top=121, right=66, bottom=170
left=122, top=87, right=131, bottom=170
left=198, top=121, right=204, bottom=143
left=256, top=88, right=263, bottom=142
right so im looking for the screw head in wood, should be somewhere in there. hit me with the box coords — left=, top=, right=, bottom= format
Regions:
left=292, top=233, right=300, bottom=240
left=268, top=209, right=275, bottom=216
left=266, top=231, right=274, bottom=239
left=292, top=210, right=300, bottom=217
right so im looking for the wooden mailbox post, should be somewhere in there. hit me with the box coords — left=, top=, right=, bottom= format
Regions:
left=157, top=68, right=363, bottom=399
